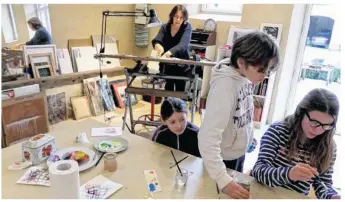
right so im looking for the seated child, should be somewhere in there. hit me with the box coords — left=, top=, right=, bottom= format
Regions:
left=250, top=88, right=340, bottom=199
left=152, top=97, right=201, bottom=157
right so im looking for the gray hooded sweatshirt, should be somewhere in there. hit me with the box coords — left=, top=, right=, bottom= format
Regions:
left=198, top=58, right=254, bottom=190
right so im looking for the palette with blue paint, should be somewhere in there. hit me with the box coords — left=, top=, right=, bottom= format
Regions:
left=144, top=170, right=162, bottom=193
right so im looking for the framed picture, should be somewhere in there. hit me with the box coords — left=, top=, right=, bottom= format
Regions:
left=71, top=96, right=92, bottom=120
left=111, top=82, right=137, bottom=108
left=29, top=53, right=56, bottom=78
left=260, top=23, right=283, bottom=47
left=227, top=27, right=258, bottom=45
left=23, top=45, right=58, bottom=73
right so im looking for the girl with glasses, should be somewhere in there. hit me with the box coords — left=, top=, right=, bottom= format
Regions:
left=251, top=88, right=340, bottom=199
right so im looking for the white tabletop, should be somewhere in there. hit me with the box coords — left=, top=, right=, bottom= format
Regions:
left=1, top=119, right=308, bottom=199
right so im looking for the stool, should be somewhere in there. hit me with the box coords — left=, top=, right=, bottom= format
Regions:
left=140, top=78, right=165, bottom=122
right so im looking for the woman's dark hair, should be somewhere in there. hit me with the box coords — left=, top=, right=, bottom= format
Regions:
left=284, top=88, right=339, bottom=173
left=161, top=97, right=187, bottom=121
left=230, top=31, right=280, bottom=73
left=168, top=5, right=189, bottom=24
left=27, top=17, right=43, bottom=30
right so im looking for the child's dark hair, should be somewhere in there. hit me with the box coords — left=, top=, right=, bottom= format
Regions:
left=230, top=31, right=280, bottom=73
left=168, top=5, right=189, bottom=24
left=161, top=97, right=187, bottom=121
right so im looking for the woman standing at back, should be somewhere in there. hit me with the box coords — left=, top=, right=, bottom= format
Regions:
left=152, top=5, right=192, bottom=92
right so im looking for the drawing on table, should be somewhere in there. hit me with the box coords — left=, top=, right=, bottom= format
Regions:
left=80, top=175, right=123, bottom=199
left=17, top=166, right=50, bottom=186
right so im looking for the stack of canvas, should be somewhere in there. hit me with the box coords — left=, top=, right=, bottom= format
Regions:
left=71, top=46, right=100, bottom=72
left=83, top=76, right=116, bottom=116
left=92, top=35, right=121, bottom=69
left=56, top=49, right=73, bottom=74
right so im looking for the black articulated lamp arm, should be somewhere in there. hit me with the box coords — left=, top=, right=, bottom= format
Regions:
left=99, top=9, right=161, bottom=54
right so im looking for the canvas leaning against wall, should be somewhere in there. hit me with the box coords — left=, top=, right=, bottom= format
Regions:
left=46, top=92, right=67, bottom=125
left=83, top=76, right=116, bottom=116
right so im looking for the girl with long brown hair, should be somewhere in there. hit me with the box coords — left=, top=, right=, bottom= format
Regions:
left=251, top=88, right=340, bottom=199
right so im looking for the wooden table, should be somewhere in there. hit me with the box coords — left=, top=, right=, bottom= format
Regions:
left=1, top=119, right=308, bottom=199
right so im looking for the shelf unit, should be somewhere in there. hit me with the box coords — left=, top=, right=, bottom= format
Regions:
left=189, top=29, right=217, bottom=112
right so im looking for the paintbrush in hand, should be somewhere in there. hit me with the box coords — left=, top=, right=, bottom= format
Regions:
left=170, top=150, right=183, bottom=176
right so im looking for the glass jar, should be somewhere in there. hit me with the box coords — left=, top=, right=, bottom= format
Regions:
left=104, top=152, right=117, bottom=172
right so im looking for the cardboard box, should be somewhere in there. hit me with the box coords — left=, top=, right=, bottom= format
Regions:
left=67, top=38, right=93, bottom=56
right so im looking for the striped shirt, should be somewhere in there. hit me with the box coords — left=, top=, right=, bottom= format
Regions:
left=250, top=122, right=338, bottom=199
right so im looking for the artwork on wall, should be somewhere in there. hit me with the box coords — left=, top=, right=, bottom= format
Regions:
left=227, top=27, right=258, bottom=45
left=46, top=92, right=67, bottom=125
left=260, top=23, right=283, bottom=47
left=111, top=81, right=137, bottom=109
left=71, top=96, right=92, bottom=120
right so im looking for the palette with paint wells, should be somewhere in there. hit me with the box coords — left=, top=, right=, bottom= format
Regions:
left=47, top=147, right=98, bottom=172
left=93, top=137, right=129, bottom=153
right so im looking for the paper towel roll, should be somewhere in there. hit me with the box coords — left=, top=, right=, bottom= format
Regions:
left=49, top=160, right=80, bottom=199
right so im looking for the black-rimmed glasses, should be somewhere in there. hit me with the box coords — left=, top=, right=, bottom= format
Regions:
left=305, top=112, right=334, bottom=130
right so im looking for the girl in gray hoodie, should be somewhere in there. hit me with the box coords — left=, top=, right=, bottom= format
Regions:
left=198, top=32, right=280, bottom=199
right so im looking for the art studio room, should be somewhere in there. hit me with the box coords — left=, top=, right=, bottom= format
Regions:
left=1, top=2, right=342, bottom=200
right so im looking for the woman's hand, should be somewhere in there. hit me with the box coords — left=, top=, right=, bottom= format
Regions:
left=162, top=51, right=172, bottom=58
left=154, top=44, right=164, bottom=56
left=288, top=163, right=319, bottom=181
left=13, top=43, right=25, bottom=50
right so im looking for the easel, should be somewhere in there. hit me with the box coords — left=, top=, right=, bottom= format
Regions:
left=94, top=54, right=217, bottom=134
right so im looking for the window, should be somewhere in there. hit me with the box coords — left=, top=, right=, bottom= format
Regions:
left=1, top=4, right=18, bottom=43
left=201, top=4, right=243, bottom=15
left=24, top=4, right=52, bottom=39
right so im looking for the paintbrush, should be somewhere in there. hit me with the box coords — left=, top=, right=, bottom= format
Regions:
left=170, top=156, right=189, bottom=169
left=216, top=183, right=220, bottom=199
left=314, top=175, right=328, bottom=190
left=95, top=145, right=109, bottom=167
left=170, top=150, right=183, bottom=176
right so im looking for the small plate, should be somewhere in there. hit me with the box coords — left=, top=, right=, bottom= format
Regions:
left=94, top=137, right=129, bottom=153
left=47, top=147, right=96, bottom=172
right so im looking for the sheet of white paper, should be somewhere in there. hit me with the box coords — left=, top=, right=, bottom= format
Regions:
left=147, top=50, right=160, bottom=74
left=80, top=175, right=123, bottom=199
left=91, top=127, right=122, bottom=137
left=17, top=166, right=50, bottom=187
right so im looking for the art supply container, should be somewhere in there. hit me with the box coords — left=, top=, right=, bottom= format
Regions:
left=104, top=152, right=117, bottom=172
left=21, top=134, right=56, bottom=165
left=175, top=168, right=188, bottom=186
